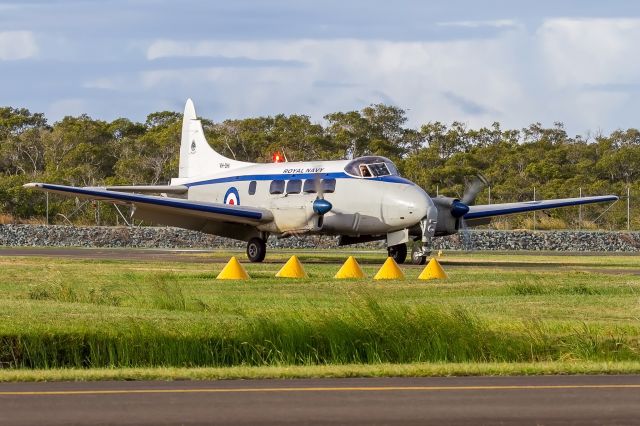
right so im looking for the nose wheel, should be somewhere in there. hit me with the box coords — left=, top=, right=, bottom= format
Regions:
left=387, top=243, right=407, bottom=264
left=411, top=244, right=429, bottom=265
left=246, top=237, right=266, bottom=263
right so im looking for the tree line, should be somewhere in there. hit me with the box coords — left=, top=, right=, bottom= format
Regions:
left=0, top=104, right=636, bottom=229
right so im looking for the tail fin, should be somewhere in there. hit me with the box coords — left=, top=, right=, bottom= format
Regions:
left=177, top=99, right=250, bottom=179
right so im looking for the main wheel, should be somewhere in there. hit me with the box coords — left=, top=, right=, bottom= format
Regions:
left=411, top=244, right=428, bottom=265
left=246, top=237, right=266, bottom=263
left=387, top=243, right=408, bottom=264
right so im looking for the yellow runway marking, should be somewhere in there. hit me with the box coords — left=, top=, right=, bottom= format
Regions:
left=1, top=384, right=640, bottom=396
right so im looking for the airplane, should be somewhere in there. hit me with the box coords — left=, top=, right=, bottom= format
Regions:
left=24, top=99, right=619, bottom=264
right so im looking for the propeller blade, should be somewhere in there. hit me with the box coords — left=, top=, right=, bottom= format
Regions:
left=313, top=173, right=324, bottom=200
left=461, top=174, right=488, bottom=205
left=458, top=217, right=473, bottom=251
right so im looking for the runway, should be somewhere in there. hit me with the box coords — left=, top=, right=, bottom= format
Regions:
left=2, top=246, right=639, bottom=274
left=1, top=375, right=639, bottom=425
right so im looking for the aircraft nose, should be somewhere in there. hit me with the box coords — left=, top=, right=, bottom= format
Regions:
left=382, top=184, right=430, bottom=228
left=405, top=185, right=430, bottom=219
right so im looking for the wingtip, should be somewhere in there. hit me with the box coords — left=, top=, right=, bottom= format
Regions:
left=23, top=183, right=42, bottom=189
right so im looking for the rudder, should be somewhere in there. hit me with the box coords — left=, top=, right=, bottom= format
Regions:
left=177, top=99, right=250, bottom=179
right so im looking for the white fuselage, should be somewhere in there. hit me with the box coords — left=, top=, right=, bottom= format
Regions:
left=172, top=159, right=431, bottom=237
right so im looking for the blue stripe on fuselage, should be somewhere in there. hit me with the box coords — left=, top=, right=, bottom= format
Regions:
left=184, top=172, right=415, bottom=187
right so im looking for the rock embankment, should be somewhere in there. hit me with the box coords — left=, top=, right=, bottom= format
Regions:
left=0, top=225, right=639, bottom=252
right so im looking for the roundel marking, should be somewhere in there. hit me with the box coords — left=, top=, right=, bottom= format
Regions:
left=224, top=187, right=240, bottom=206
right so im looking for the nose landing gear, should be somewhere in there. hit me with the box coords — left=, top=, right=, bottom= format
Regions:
left=410, top=243, right=430, bottom=265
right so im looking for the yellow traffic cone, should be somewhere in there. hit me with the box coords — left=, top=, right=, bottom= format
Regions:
left=334, top=256, right=365, bottom=279
left=216, top=256, right=250, bottom=280
left=275, top=255, right=308, bottom=278
left=418, top=258, right=447, bottom=280
left=373, top=257, right=404, bottom=280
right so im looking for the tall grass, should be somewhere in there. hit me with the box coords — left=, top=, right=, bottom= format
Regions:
left=1, top=299, right=637, bottom=369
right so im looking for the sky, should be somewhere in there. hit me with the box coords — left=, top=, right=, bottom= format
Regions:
left=2, top=0, right=640, bottom=135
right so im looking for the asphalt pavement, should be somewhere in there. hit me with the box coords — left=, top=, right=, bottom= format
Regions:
left=1, top=375, right=640, bottom=425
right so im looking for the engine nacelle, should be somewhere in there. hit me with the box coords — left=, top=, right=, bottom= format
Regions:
left=432, top=196, right=461, bottom=236
left=258, top=195, right=322, bottom=235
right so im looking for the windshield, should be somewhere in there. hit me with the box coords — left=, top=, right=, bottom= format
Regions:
left=344, top=156, right=399, bottom=178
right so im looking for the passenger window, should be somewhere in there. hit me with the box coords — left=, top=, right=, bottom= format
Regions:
left=303, top=179, right=336, bottom=193
left=286, top=179, right=302, bottom=194
left=269, top=180, right=285, bottom=194
left=248, top=181, right=257, bottom=195
left=322, top=179, right=336, bottom=193
left=303, top=179, right=317, bottom=193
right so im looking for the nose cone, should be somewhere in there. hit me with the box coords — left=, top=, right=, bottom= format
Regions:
left=382, top=184, right=430, bottom=228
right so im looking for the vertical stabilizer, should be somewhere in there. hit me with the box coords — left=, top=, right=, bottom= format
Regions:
left=177, top=99, right=250, bottom=180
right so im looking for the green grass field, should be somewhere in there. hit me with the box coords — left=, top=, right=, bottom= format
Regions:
left=1, top=249, right=640, bottom=381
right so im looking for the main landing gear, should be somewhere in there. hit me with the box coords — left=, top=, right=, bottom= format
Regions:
left=246, top=237, right=266, bottom=263
left=388, top=242, right=431, bottom=265
left=387, top=243, right=407, bottom=264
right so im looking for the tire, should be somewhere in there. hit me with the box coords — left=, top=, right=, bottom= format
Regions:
left=246, top=238, right=266, bottom=263
left=387, top=243, right=408, bottom=264
left=411, top=244, right=428, bottom=265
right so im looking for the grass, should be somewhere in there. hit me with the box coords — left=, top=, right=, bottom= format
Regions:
left=4, top=361, right=640, bottom=382
left=0, top=250, right=639, bottom=379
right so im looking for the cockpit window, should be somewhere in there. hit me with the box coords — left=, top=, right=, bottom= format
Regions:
left=359, top=164, right=372, bottom=177
left=344, top=156, right=399, bottom=178
left=367, top=163, right=391, bottom=177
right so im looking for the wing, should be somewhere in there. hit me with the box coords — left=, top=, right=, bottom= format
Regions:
left=465, top=195, right=618, bottom=220
left=104, top=185, right=188, bottom=195
left=24, top=183, right=273, bottom=226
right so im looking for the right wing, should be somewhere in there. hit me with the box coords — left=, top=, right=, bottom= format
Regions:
left=465, top=195, right=618, bottom=220
left=24, top=183, right=273, bottom=226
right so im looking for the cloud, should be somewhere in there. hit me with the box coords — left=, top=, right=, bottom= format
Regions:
left=141, top=37, right=520, bottom=127
left=537, top=18, right=640, bottom=87
left=437, top=19, right=520, bottom=29
left=533, top=18, right=640, bottom=131
left=0, top=31, right=38, bottom=60
left=441, top=91, right=492, bottom=116
left=11, top=13, right=640, bottom=135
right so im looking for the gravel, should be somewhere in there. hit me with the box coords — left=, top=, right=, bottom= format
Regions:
left=0, top=225, right=639, bottom=252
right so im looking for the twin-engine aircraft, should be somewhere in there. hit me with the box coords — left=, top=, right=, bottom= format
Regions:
left=25, top=99, right=618, bottom=264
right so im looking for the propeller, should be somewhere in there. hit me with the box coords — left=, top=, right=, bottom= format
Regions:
left=456, top=174, right=488, bottom=250
left=311, top=173, right=332, bottom=216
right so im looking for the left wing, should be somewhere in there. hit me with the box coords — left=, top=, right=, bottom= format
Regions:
left=24, top=183, right=273, bottom=226
left=465, top=195, right=618, bottom=220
